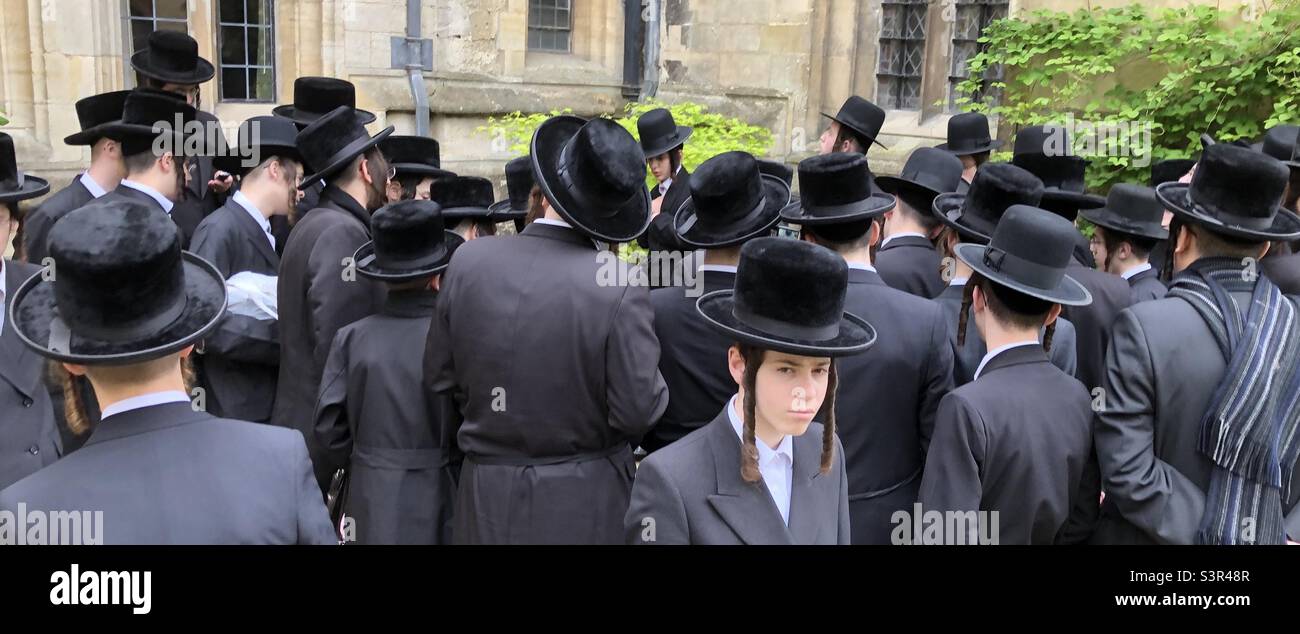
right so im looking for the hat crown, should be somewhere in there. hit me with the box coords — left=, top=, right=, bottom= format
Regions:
left=900, top=147, right=964, bottom=192
left=733, top=238, right=849, bottom=337
left=981, top=205, right=1076, bottom=291
left=1187, top=143, right=1287, bottom=223
left=294, top=77, right=356, bottom=111
left=757, top=160, right=794, bottom=186
left=962, top=162, right=1044, bottom=229
left=946, top=112, right=994, bottom=151
left=371, top=199, right=446, bottom=264
left=430, top=176, right=495, bottom=209
left=0, top=133, right=18, bottom=185
left=148, top=30, right=199, bottom=60
left=48, top=199, right=188, bottom=338
left=120, top=89, right=197, bottom=128
left=381, top=135, right=441, bottom=168
left=503, top=156, right=534, bottom=205
left=1150, top=158, right=1196, bottom=187
left=559, top=118, right=646, bottom=210
left=637, top=108, right=677, bottom=141
left=833, top=96, right=886, bottom=142
left=74, top=91, right=130, bottom=132
left=689, top=151, right=767, bottom=227
left=296, top=106, right=371, bottom=180
left=1260, top=125, right=1299, bottom=162
left=1103, top=183, right=1163, bottom=225
left=797, top=152, right=874, bottom=208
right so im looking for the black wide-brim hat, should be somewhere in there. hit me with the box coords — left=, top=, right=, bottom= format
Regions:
left=64, top=90, right=132, bottom=146
left=637, top=108, right=693, bottom=158
left=273, top=77, right=377, bottom=127
left=380, top=135, right=453, bottom=179
left=531, top=115, right=651, bottom=243
left=953, top=205, right=1093, bottom=306
left=130, top=30, right=215, bottom=85
left=1155, top=143, right=1300, bottom=241
left=430, top=176, right=496, bottom=219
left=935, top=112, right=1003, bottom=155
left=354, top=230, right=464, bottom=281
left=781, top=192, right=895, bottom=225
left=1079, top=184, right=1168, bottom=241
left=297, top=105, right=395, bottom=187
left=488, top=155, right=533, bottom=221
left=821, top=95, right=888, bottom=149
left=0, top=132, right=51, bottom=203
left=931, top=162, right=1044, bottom=244
left=780, top=152, right=895, bottom=225
left=674, top=153, right=790, bottom=249
left=214, top=115, right=303, bottom=176
left=695, top=237, right=876, bottom=357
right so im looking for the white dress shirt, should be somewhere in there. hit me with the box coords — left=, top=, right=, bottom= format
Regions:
left=847, top=262, right=877, bottom=273
left=100, top=390, right=192, bottom=420
left=118, top=179, right=174, bottom=214
left=1120, top=262, right=1152, bottom=280
left=533, top=218, right=571, bottom=229
left=949, top=276, right=969, bottom=287
left=972, top=340, right=1041, bottom=381
left=79, top=172, right=110, bottom=199
left=727, top=394, right=794, bottom=526
left=231, top=190, right=276, bottom=250
left=699, top=264, right=738, bottom=274
left=880, top=231, right=927, bottom=249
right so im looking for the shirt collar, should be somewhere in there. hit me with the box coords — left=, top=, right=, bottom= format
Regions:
left=726, top=394, right=794, bottom=463
left=231, top=190, right=275, bottom=247
left=847, top=262, right=877, bottom=273
left=699, top=264, right=738, bottom=274
left=118, top=179, right=174, bottom=213
left=533, top=218, right=572, bottom=229
left=1120, top=261, right=1152, bottom=280
left=973, top=340, right=1040, bottom=381
left=100, top=390, right=192, bottom=420
left=881, top=231, right=927, bottom=248
left=1, top=259, right=6, bottom=334
left=79, top=172, right=109, bottom=198
left=949, top=276, right=969, bottom=287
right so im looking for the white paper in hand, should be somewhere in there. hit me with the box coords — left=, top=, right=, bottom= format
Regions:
left=225, top=271, right=278, bottom=320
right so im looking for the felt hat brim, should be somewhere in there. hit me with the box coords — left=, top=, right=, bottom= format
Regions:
left=488, top=199, right=527, bottom=220
left=1041, top=188, right=1105, bottom=209
left=779, top=191, right=897, bottom=225
left=673, top=175, right=790, bottom=248
left=298, top=126, right=396, bottom=187
left=1078, top=206, right=1169, bottom=241
left=820, top=112, right=888, bottom=149
left=0, top=174, right=51, bottom=203
left=392, top=163, right=455, bottom=180
left=130, top=50, right=216, bottom=85
left=530, top=116, right=651, bottom=243
left=1155, top=181, right=1300, bottom=241
left=931, top=192, right=993, bottom=243
left=64, top=122, right=122, bottom=147
left=696, top=290, right=876, bottom=357
left=271, top=105, right=377, bottom=127
left=214, top=144, right=302, bottom=176
left=641, top=126, right=694, bottom=159
left=353, top=230, right=463, bottom=281
left=935, top=139, right=1003, bottom=155
left=954, top=242, right=1093, bottom=306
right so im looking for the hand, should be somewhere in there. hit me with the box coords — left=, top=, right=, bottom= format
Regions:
left=208, top=171, right=234, bottom=194
left=651, top=195, right=664, bottom=218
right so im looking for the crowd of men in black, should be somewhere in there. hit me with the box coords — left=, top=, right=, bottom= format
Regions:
left=1, top=30, right=1298, bottom=545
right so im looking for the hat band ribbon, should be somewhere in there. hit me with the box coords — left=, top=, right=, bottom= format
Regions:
left=983, top=247, right=1062, bottom=291
left=1187, top=189, right=1278, bottom=231
left=317, top=133, right=378, bottom=181
left=732, top=303, right=840, bottom=341
left=47, top=295, right=189, bottom=354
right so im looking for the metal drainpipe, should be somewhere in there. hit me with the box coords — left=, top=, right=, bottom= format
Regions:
left=406, top=0, right=430, bottom=137
left=642, top=0, right=661, bottom=100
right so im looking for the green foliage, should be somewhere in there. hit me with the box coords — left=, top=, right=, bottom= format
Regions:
left=0, top=110, right=7, bottom=126
left=954, top=2, right=1300, bottom=192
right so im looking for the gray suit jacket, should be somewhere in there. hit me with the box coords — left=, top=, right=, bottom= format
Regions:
left=0, top=260, right=62, bottom=491
left=23, top=175, right=94, bottom=264
left=0, top=402, right=335, bottom=544
left=191, top=198, right=281, bottom=422
left=934, top=282, right=1079, bottom=386
left=1094, top=290, right=1300, bottom=544
left=874, top=235, right=945, bottom=299
left=1061, top=261, right=1133, bottom=392
left=626, top=408, right=850, bottom=545
left=1126, top=267, right=1168, bottom=304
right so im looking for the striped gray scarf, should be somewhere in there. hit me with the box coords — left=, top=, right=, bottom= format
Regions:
left=1168, top=257, right=1300, bottom=545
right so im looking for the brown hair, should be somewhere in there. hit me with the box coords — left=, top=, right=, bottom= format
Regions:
left=524, top=184, right=546, bottom=226
left=957, top=272, right=1056, bottom=353
left=736, top=344, right=838, bottom=483
left=54, top=355, right=198, bottom=438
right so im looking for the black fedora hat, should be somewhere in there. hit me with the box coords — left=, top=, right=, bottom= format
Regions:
left=296, top=105, right=395, bottom=187
left=215, top=115, right=302, bottom=177
left=1150, top=158, right=1197, bottom=187
left=488, top=156, right=533, bottom=221
left=353, top=200, right=464, bottom=281
left=821, top=95, right=888, bottom=149
left=1011, top=125, right=1104, bottom=210
left=379, top=135, right=454, bottom=180
left=530, top=115, right=651, bottom=243
left=274, top=77, right=377, bottom=127
left=1155, top=142, right=1300, bottom=241
left=0, top=133, right=50, bottom=203
left=63, top=90, right=131, bottom=146
left=932, top=162, right=1044, bottom=244
left=696, top=237, right=876, bottom=357
left=429, top=176, right=495, bottom=219
left=99, top=89, right=201, bottom=156
left=781, top=153, right=895, bottom=225
left=876, top=147, right=965, bottom=209
left=674, top=151, right=790, bottom=248
left=1252, top=125, right=1297, bottom=161
left=130, top=31, right=215, bottom=85
left=8, top=198, right=226, bottom=364
left=757, top=159, right=794, bottom=186
left=637, top=108, right=693, bottom=159
left=1080, top=184, right=1168, bottom=241
left=936, top=112, right=1002, bottom=155
left=1290, top=126, right=1300, bottom=170
left=955, top=205, right=1093, bottom=306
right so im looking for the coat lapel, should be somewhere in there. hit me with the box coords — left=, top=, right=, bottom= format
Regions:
left=225, top=199, right=280, bottom=268
left=0, top=262, right=35, bottom=397
left=786, top=430, right=829, bottom=544
left=703, top=410, right=794, bottom=545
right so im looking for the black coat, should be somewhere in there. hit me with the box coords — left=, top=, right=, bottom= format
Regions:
left=426, top=222, right=669, bottom=544
left=271, top=186, right=384, bottom=490
left=0, top=402, right=336, bottom=544
left=637, top=168, right=692, bottom=288
left=1094, top=292, right=1300, bottom=544
left=23, top=175, right=94, bottom=264
left=934, top=282, right=1079, bottom=386
left=190, top=198, right=281, bottom=422
left=626, top=408, right=850, bottom=545
left=1060, top=260, right=1134, bottom=392
left=837, top=267, right=954, bottom=543
left=919, top=345, right=1099, bottom=544
left=170, top=110, right=225, bottom=241
left=642, top=268, right=738, bottom=452
left=1126, top=266, right=1168, bottom=303
left=874, top=235, right=945, bottom=299
left=314, top=289, right=456, bottom=545
left=97, top=184, right=196, bottom=251
left=1262, top=252, right=1300, bottom=296
left=0, top=260, right=62, bottom=491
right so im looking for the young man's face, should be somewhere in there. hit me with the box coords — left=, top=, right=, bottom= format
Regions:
left=647, top=152, right=674, bottom=184
left=818, top=121, right=841, bottom=155
left=1, top=204, right=14, bottom=252
left=160, top=82, right=200, bottom=106
left=731, top=347, right=831, bottom=440
left=1088, top=227, right=1110, bottom=272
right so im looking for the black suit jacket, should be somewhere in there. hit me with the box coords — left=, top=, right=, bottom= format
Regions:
left=0, top=402, right=335, bottom=544
left=170, top=110, right=225, bottom=235
left=638, top=169, right=692, bottom=288
left=642, top=268, right=738, bottom=452
left=1262, top=252, right=1300, bottom=296
left=934, top=282, right=1079, bottom=385
left=190, top=198, right=281, bottom=422
left=23, top=175, right=94, bottom=264
left=837, top=267, right=954, bottom=543
left=919, top=345, right=1100, bottom=544
left=271, top=186, right=384, bottom=490
left=0, top=260, right=62, bottom=491
left=426, top=222, right=669, bottom=544
left=1061, top=260, right=1134, bottom=392
left=874, top=234, right=945, bottom=298
left=98, top=184, right=194, bottom=250
left=1126, top=266, right=1168, bottom=303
